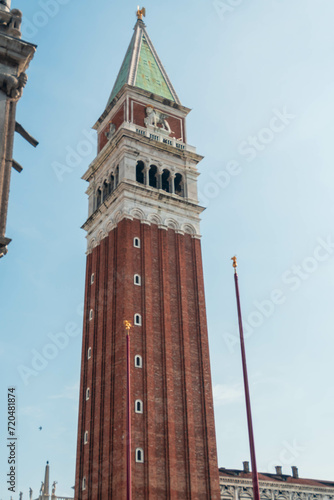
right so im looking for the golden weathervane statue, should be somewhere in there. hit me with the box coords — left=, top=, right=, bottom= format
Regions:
left=137, top=6, right=146, bottom=20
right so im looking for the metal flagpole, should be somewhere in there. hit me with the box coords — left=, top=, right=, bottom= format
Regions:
left=124, top=320, right=132, bottom=500
left=231, top=257, right=260, bottom=500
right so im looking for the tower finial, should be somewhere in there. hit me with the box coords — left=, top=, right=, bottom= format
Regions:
left=231, top=256, right=238, bottom=272
left=136, top=6, right=146, bottom=20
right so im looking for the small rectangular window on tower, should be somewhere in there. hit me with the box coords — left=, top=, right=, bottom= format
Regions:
left=136, top=448, right=144, bottom=463
left=133, top=237, right=141, bottom=248
left=135, top=355, right=143, bottom=368
left=134, top=274, right=141, bottom=286
left=135, top=400, right=143, bottom=414
left=134, top=314, right=142, bottom=326
left=91, top=273, right=95, bottom=285
left=89, top=309, right=93, bottom=321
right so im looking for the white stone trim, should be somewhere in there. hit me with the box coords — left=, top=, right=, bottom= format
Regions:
left=218, top=476, right=334, bottom=500
left=85, top=180, right=203, bottom=252
left=129, top=26, right=143, bottom=87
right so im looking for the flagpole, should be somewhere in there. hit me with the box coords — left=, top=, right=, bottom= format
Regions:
left=124, top=320, right=132, bottom=500
left=231, top=257, right=260, bottom=500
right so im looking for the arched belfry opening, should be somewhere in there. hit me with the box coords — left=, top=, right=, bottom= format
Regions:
left=103, top=181, right=109, bottom=200
left=96, top=188, right=102, bottom=209
left=174, top=173, right=184, bottom=197
left=161, top=169, right=170, bottom=192
left=149, top=165, right=158, bottom=188
left=109, top=173, right=114, bottom=194
left=115, top=165, right=119, bottom=187
left=136, top=161, right=145, bottom=184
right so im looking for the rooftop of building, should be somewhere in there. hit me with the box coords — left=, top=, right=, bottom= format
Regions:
left=219, top=464, right=334, bottom=488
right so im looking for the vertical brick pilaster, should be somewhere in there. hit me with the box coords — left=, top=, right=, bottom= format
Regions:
left=89, top=244, right=101, bottom=499
left=141, top=222, right=158, bottom=498
left=176, top=233, right=199, bottom=497
left=159, top=227, right=178, bottom=498
left=75, top=252, right=92, bottom=500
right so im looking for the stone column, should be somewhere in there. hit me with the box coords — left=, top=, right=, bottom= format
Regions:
left=0, top=5, right=36, bottom=257
left=0, top=93, right=13, bottom=255
left=169, top=172, right=175, bottom=194
left=157, top=166, right=163, bottom=190
left=144, top=165, right=150, bottom=186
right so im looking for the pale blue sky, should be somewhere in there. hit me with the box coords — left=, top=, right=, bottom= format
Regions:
left=1, top=0, right=334, bottom=497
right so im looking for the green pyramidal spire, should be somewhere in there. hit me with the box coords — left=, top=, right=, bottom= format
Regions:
left=107, top=18, right=180, bottom=106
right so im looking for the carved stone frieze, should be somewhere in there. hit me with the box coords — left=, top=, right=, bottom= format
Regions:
left=86, top=207, right=199, bottom=253
left=221, top=485, right=235, bottom=496
left=144, top=106, right=173, bottom=135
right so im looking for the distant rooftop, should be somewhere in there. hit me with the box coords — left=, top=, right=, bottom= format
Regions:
left=219, top=464, right=334, bottom=488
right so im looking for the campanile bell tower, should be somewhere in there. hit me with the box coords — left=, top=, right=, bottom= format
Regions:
left=75, top=10, right=220, bottom=499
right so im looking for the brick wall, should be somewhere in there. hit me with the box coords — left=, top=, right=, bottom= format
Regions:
left=98, top=103, right=126, bottom=152
left=75, top=218, right=220, bottom=499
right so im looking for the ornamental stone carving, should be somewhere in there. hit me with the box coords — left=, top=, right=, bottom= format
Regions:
left=240, top=487, right=253, bottom=497
left=0, top=71, right=27, bottom=99
left=221, top=485, right=235, bottom=496
left=0, top=7, right=22, bottom=37
left=144, top=106, right=172, bottom=135
left=261, top=489, right=272, bottom=498
left=293, top=493, right=307, bottom=500
left=106, top=122, right=116, bottom=140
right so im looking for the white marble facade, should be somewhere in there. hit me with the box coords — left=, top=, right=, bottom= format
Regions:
left=219, top=471, right=334, bottom=500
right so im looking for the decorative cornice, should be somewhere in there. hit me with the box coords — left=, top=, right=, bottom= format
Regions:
left=85, top=200, right=201, bottom=253
left=0, top=32, right=36, bottom=72
left=82, top=180, right=204, bottom=232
